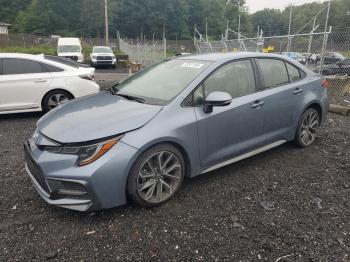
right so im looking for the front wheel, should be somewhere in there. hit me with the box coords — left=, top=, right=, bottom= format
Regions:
left=294, top=108, right=320, bottom=147
left=127, top=144, right=185, bottom=208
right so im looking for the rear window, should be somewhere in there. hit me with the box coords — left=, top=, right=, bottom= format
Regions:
left=42, top=63, right=64, bottom=73
left=256, top=58, right=289, bottom=88
left=44, top=55, right=88, bottom=68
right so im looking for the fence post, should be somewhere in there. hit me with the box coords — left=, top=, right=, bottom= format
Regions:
left=320, top=0, right=331, bottom=74
left=163, top=37, right=167, bottom=59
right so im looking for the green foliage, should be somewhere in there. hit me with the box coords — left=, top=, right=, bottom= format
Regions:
left=0, top=0, right=31, bottom=24
left=3, top=0, right=350, bottom=40
left=0, top=45, right=56, bottom=55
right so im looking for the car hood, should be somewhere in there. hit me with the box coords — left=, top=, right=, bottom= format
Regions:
left=37, top=92, right=162, bottom=144
left=92, top=53, right=114, bottom=56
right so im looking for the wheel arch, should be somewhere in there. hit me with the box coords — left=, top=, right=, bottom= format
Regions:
left=41, top=88, right=75, bottom=110
left=304, top=101, right=323, bottom=124
left=136, top=139, right=193, bottom=178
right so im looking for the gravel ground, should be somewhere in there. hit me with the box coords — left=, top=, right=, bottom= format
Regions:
left=0, top=91, right=349, bottom=260
left=95, top=68, right=129, bottom=90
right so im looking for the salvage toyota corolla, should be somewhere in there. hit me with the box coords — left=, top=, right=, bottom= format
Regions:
left=24, top=52, right=328, bottom=211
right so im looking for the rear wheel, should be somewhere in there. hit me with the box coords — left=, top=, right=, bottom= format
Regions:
left=127, top=144, right=185, bottom=208
left=294, top=108, right=320, bottom=147
left=42, top=90, right=73, bottom=112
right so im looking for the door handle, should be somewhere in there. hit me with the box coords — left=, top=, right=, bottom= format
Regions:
left=34, top=79, right=48, bottom=83
left=251, top=100, right=265, bottom=108
left=293, top=88, right=303, bottom=94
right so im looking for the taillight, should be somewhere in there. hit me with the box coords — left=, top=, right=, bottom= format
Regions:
left=322, top=79, right=329, bottom=88
left=79, top=74, right=95, bottom=81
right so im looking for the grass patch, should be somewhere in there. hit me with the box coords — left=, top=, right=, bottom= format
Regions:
left=0, top=45, right=56, bottom=55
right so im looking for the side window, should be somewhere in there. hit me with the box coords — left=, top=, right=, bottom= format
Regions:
left=0, top=58, right=3, bottom=75
left=41, top=63, right=64, bottom=73
left=257, top=58, right=289, bottom=88
left=3, top=58, right=44, bottom=75
left=204, top=59, right=256, bottom=99
left=286, top=62, right=301, bottom=82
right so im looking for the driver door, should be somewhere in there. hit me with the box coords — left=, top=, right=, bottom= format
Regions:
left=194, top=59, right=266, bottom=169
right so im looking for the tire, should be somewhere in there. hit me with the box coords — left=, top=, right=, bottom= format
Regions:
left=42, top=90, right=73, bottom=113
left=294, top=108, right=320, bottom=148
left=127, top=143, right=185, bottom=208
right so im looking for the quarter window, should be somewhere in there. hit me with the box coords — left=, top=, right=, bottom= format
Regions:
left=286, top=62, right=301, bottom=82
left=3, top=58, right=44, bottom=75
left=204, top=59, right=256, bottom=99
left=257, top=59, right=289, bottom=88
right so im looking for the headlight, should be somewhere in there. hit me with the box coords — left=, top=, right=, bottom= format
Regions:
left=45, top=136, right=122, bottom=166
left=92, top=56, right=97, bottom=60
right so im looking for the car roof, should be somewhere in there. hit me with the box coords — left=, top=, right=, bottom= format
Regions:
left=0, top=53, right=83, bottom=70
left=174, top=52, right=289, bottom=62
left=0, top=53, right=45, bottom=59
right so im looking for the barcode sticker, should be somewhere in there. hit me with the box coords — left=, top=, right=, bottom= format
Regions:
left=181, top=63, right=204, bottom=69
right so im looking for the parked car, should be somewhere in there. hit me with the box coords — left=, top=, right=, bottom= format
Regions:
left=281, top=52, right=306, bottom=64
left=316, top=52, right=346, bottom=65
left=57, top=37, right=84, bottom=63
left=24, top=52, right=328, bottom=211
left=316, top=58, right=350, bottom=75
left=0, top=53, right=99, bottom=114
left=90, top=46, right=117, bottom=68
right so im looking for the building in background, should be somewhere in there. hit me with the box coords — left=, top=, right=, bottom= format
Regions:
left=0, top=22, right=11, bottom=35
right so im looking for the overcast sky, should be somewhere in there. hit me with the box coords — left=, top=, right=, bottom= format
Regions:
left=246, top=0, right=328, bottom=13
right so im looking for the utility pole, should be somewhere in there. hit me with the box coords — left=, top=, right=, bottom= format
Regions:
left=205, top=19, right=208, bottom=42
left=104, top=0, right=109, bottom=46
left=287, top=5, right=293, bottom=53
left=320, top=0, right=331, bottom=73
left=237, top=0, right=241, bottom=40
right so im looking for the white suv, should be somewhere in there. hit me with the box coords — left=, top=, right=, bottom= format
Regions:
left=90, top=46, right=117, bottom=68
left=0, top=53, right=100, bottom=114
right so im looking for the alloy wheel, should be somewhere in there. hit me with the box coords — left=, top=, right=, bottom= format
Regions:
left=48, top=94, right=69, bottom=110
left=300, top=110, right=319, bottom=146
left=137, top=151, right=182, bottom=203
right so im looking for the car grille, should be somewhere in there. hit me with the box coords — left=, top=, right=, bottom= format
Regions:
left=64, top=56, right=78, bottom=61
left=24, top=144, right=50, bottom=193
left=97, top=56, right=112, bottom=61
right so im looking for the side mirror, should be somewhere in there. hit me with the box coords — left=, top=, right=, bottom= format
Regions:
left=204, top=91, right=232, bottom=113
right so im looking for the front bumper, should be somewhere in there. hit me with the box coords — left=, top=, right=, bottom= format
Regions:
left=24, top=138, right=139, bottom=212
left=91, top=60, right=116, bottom=66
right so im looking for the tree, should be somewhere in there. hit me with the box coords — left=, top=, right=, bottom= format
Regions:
left=0, top=0, right=31, bottom=24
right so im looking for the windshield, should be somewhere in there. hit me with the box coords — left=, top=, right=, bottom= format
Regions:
left=112, top=59, right=212, bottom=105
left=58, top=45, right=81, bottom=53
left=93, top=47, right=113, bottom=53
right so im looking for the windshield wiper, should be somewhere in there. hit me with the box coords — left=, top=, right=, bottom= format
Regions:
left=116, top=93, right=145, bottom=104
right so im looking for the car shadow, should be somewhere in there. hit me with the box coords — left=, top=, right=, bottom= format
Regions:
left=47, top=142, right=299, bottom=221
left=0, top=112, right=43, bottom=121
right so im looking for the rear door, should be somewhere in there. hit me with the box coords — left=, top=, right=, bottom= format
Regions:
left=0, top=58, right=52, bottom=112
left=254, top=58, right=306, bottom=143
left=194, top=59, right=266, bottom=168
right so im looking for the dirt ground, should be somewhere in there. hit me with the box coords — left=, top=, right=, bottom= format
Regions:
left=0, top=95, right=349, bottom=261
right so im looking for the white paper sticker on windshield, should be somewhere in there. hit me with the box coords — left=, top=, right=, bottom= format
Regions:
left=181, top=63, right=204, bottom=69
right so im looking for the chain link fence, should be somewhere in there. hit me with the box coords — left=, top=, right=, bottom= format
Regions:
left=196, top=28, right=350, bottom=107
left=0, top=33, right=57, bottom=48
left=118, top=37, right=166, bottom=67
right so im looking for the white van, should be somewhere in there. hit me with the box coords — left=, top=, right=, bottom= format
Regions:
left=57, top=37, right=84, bottom=63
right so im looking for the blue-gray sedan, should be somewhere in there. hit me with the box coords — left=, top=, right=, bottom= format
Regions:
left=24, top=52, right=329, bottom=211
